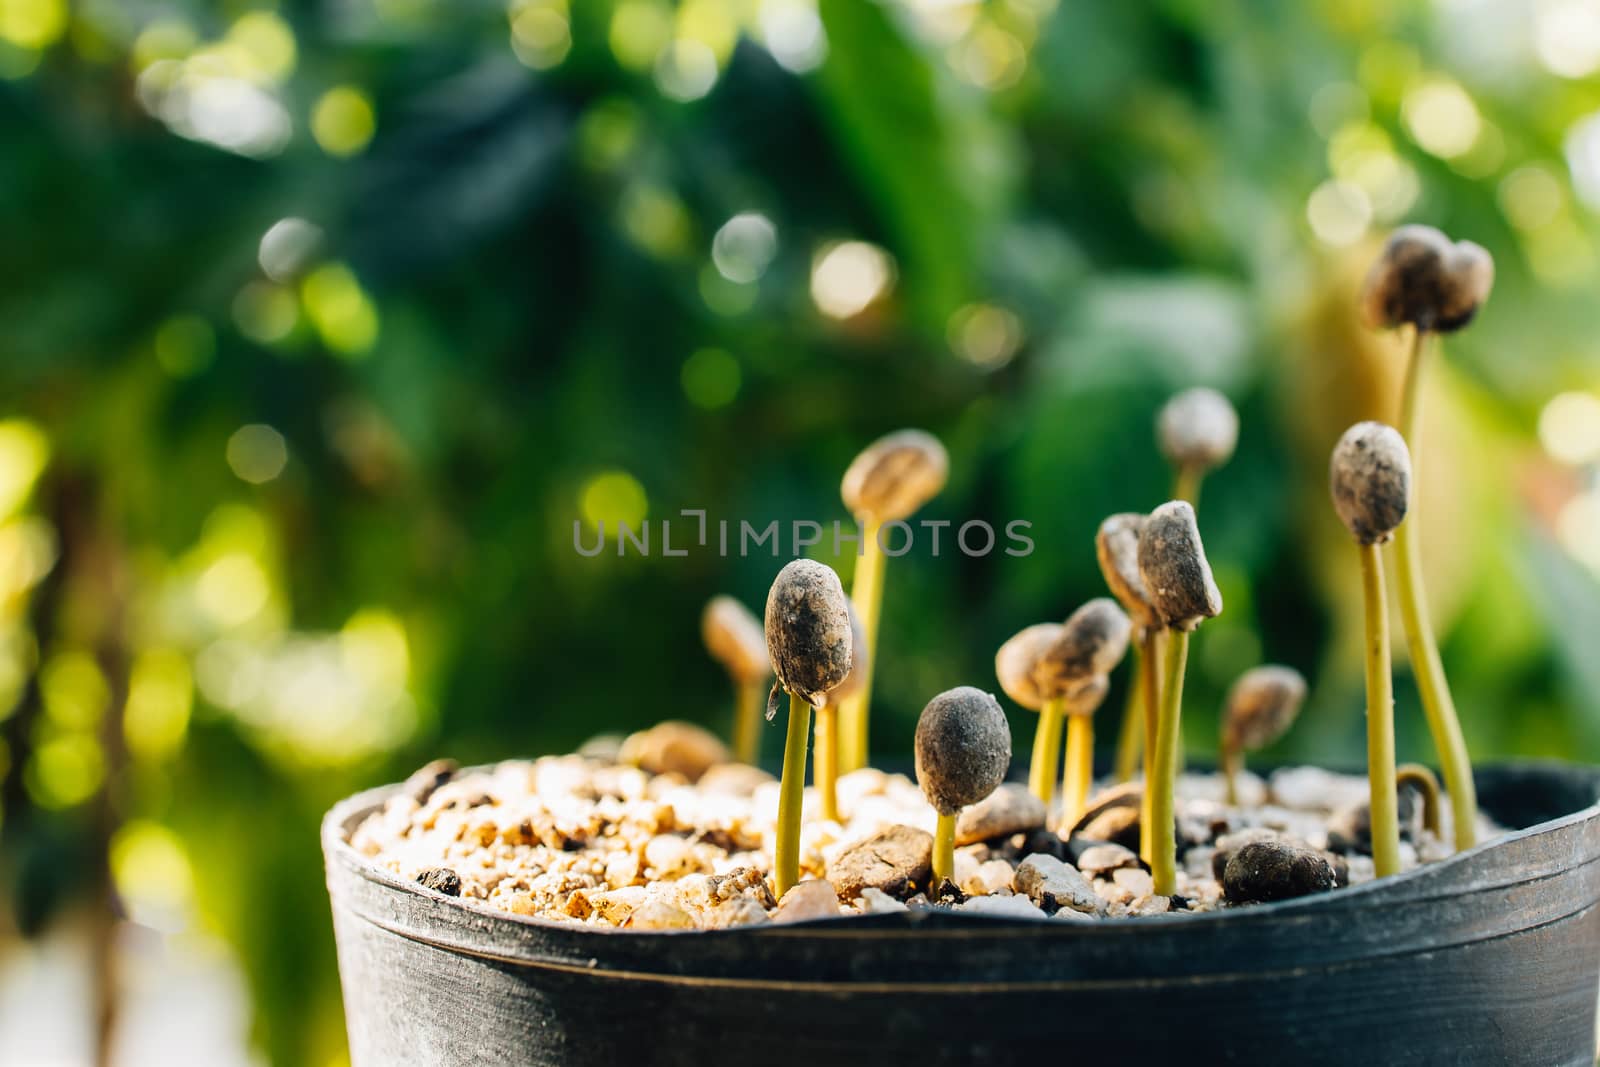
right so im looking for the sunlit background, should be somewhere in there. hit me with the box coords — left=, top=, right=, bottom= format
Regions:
left=3, top=0, right=1600, bottom=1062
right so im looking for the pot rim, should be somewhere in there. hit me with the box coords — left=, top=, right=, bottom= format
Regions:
left=323, top=757, right=1600, bottom=939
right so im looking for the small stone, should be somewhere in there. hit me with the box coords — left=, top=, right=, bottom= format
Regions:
left=619, top=721, right=730, bottom=782
left=403, top=760, right=458, bottom=805
left=697, top=762, right=776, bottom=797
left=1327, top=793, right=1418, bottom=855
left=416, top=867, right=461, bottom=896
left=1268, top=766, right=1369, bottom=812
left=590, top=886, right=647, bottom=924
left=644, top=834, right=694, bottom=876
left=1112, top=867, right=1154, bottom=898
left=962, top=894, right=1046, bottom=920
left=576, top=733, right=625, bottom=763
left=703, top=867, right=778, bottom=909
left=1223, top=841, right=1338, bottom=904
left=1015, top=853, right=1100, bottom=914
left=773, top=880, right=843, bottom=923
left=858, top=888, right=909, bottom=914
left=1008, top=829, right=1068, bottom=862
left=962, top=859, right=1017, bottom=897
left=703, top=897, right=770, bottom=928
left=829, top=824, right=933, bottom=900
left=1075, top=843, right=1141, bottom=878
left=956, top=783, right=1046, bottom=845
left=629, top=898, right=697, bottom=930
left=604, top=850, right=642, bottom=889
left=1077, top=806, right=1142, bottom=852
left=1133, top=895, right=1172, bottom=916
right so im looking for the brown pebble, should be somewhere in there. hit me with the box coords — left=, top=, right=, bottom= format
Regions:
left=702, top=596, right=771, bottom=683
left=840, top=429, right=949, bottom=522
left=1360, top=225, right=1494, bottom=334
left=416, top=867, right=462, bottom=896
left=1330, top=421, right=1411, bottom=545
left=994, top=623, right=1062, bottom=712
left=830, top=824, right=934, bottom=900
left=1222, top=840, right=1337, bottom=904
left=1095, top=513, right=1160, bottom=631
left=1136, top=501, right=1222, bottom=631
left=1223, top=665, right=1308, bottom=753
left=764, top=559, right=854, bottom=707
left=914, top=687, right=1012, bottom=816
left=955, top=783, right=1046, bottom=846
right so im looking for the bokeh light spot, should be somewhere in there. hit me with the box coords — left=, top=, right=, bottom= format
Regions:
left=620, top=184, right=692, bottom=258
left=226, top=424, right=289, bottom=485
left=0, top=418, right=50, bottom=518
left=341, top=609, right=410, bottom=690
left=810, top=240, right=894, bottom=319
left=1306, top=179, right=1371, bottom=246
left=233, top=281, right=299, bottom=344
left=655, top=38, right=719, bottom=101
left=111, top=820, right=195, bottom=932
left=948, top=303, right=1023, bottom=369
left=1558, top=489, right=1600, bottom=575
left=1402, top=77, right=1480, bottom=159
left=1539, top=391, right=1600, bottom=465
left=124, top=649, right=193, bottom=761
left=259, top=217, right=321, bottom=280
left=1499, top=165, right=1564, bottom=231
left=610, top=1, right=672, bottom=72
left=302, top=262, right=379, bottom=356
left=760, top=0, right=827, bottom=73
left=0, top=0, right=67, bottom=51
left=510, top=0, right=571, bottom=70
left=681, top=348, right=742, bottom=409
left=311, top=86, right=376, bottom=157
left=224, top=11, right=297, bottom=85
left=26, top=733, right=104, bottom=809
left=41, top=651, right=109, bottom=730
left=580, top=471, right=648, bottom=530
left=712, top=212, right=778, bottom=284
left=130, top=17, right=195, bottom=71
left=197, top=553, right=271, bottom=627
left=1536, top=0, right=1600, bottom=79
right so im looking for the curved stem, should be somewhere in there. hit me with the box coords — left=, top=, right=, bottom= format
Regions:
left=814, top=702, right=838, bottom=822
left=1221, top=739, right=1241, bottom=807
left=1393, top=327, right=1478, bottom=850
left=1138, top=629, right=1162, bottom=864
left=932, top=811, right=955, bottom=887
left=774, top=692, right=812, bottom=898
left=1396, top=762, right=1443, bottom=839
left=733, top=679, right=763, bottom=765
left=1113, top=641, right=1144, bottom=783
left=1359, top=542, right=1402, bottom=879
left=1150, top=629, right=1189, bottom=896
left=838, top=519, right=884, bottom=773
left=1062, top=714, right=1094, bottom=829
left=1028, top=696, right=1066, bottom=807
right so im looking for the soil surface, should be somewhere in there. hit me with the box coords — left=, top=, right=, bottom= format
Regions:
left=349, top=753, right=1491, bottom=930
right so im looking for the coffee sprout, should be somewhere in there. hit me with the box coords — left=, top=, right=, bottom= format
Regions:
left=1330, top=421, right=1412, bottom=879
left=1095, top=513, right=1161, bottom=787
left=1157, top=387, right=1238, bottom=506
left=995, top=622, right=1065, bottom=804
left=764, top=559, right=854, bottom=896
left=1396, top=763, right=1443, bottom=839
left=1360, top=225, right=1494, bottom=334
left=702, top=596, right=772, bottom=765
left=1360, top=225, right=1489, bottom=853
left=813, top=603, right=868, bottom=822
left=836, top=429, right=949, bottom=773
left=914, top=686, right=1011, bottom=889
left=1034, top=599, right=1129, bottom=825
left=1220, top=665, right=1308, bottom=806
left=1136, top=500, right=1223, bottom=896
left=1060, top=675, right=1111, bottom=829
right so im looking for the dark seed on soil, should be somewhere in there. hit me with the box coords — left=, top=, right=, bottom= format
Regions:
left=416, top=867, right=462, bottom=896
left=1222, top=841, right=1337, bottom=904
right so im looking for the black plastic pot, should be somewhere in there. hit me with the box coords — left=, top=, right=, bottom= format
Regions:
left=323, top=761, right=1600, bottom=1066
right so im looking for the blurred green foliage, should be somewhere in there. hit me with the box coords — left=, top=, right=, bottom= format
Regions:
left=3, top=0, right=1600, bottom=1062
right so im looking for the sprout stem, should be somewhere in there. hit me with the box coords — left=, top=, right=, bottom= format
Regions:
left=1173, top=465, right=1202, bottom=508
left=1150, top=629, right=1188, bottom=896
left=1113, top=640, right=1144, bottom=783
left=1028, top=695, right=1065, bottom=807
left=933, top=811, right=955, bottom=887
left=1396, top=762, right=1443, bottom=839
left=1138, top=629, right=1161, bottom=863
left=733, top=679, right=763, bottom=765
left=775, top=692, right=812, bottom=897
left=1062, top=713, right=1094, bottom=829
left=1393, top=327, right=1477, bottom=850
left=838, top=520, right=885, bottom=773
left=814, top=703, right=839, bottom=821
left=1359, top=541, right=1402, bottom=879
left=1221, top=740, right=1241, bottom=807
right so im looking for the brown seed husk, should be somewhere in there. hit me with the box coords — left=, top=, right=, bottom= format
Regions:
left=1329, top=421, right=1411, bottom=545
left=840, top=429, right=949, bottom=522
left=1157, top=387, right=1238, bottom=473
left=1033, top=598, right=1132, bottom=699
left=763, top=559, right=853, bottom=707
left=994, top=622, right=1063, bottom=712
left=1096, top=513, right=1160, bottom=631
left=1360, top=224, right=1494, bottom=334
left=1061, top=674, right=1110, bottom=718
left=1223, top=665, right=1307, bottom=752
left=824, top=602, right=870, bottom=705
left=914, top=686, right=1011, bottom=815
left=702, top=595, right=771, bottom=684
left=1136, top=501, right=1222, bottom=631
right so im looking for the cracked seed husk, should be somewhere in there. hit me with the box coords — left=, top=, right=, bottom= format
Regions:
left=1360, top=224, right=1494, bottom=334
left=1330, top=421, right=1411, bottom=545
left=994, top=622, right=1063, bottom=712
left=1136, top=501, right=1222, bottom=631
left=1033, top=598, right=1132, bottom=699
left=1157, top=387, right=1239, bottom=473
left=764, top=559, right=854, bottom=707
left=702, top=595, right=771, bottom=684
left=1096, top=513, right=1160, bottom=631
left=914, top=686, right=1012, bottom=816
left=840, top=429, right=949, bottom=522
left=1223, top=665, right=1307, bottom=752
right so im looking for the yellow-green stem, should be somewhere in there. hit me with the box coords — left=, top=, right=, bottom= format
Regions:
left=1393, top=327, right=1477, bottom=851
left=1113, top=641, right=1144, bottom=783
left=1138, top=629, right=1161, bottom=864
left=1173, top=465, right=1203, bottom=509
left=1396, top=762, right=1443, bottom=839
left=775, top=692, right=812, bottom=898
left=1150, top=628, right=1189, bottom=896
left=733, top=679, right=763, bottom=765
left=1062, top=713, right=1094, bottom=829
left=1360, top=542, right=1402, bottom=879
left=933, top=811, right=955, bottom=887
left=1221, top=741, right=1241, bottom=807
left=814, top=703, right=838, bottom=822
left=838, top=519, right=885, bottom=772
left=1028, top=696, right=1066, bottom=807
